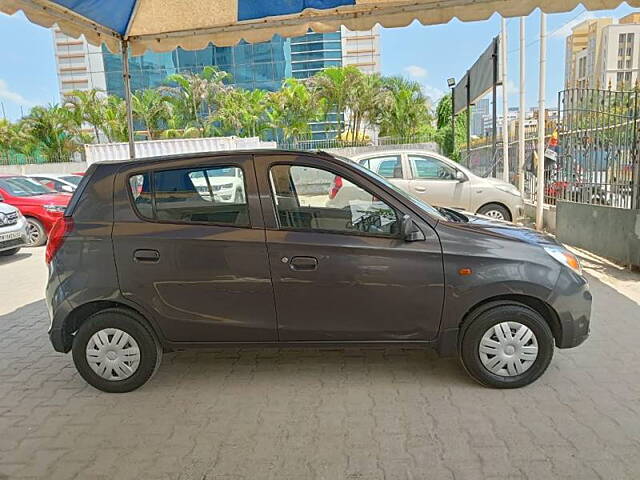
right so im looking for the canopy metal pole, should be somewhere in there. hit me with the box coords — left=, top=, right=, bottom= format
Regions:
left=536, top=13, right=547, bottom=231
left=121, top=40, right=135, bottom=159
left=492, top=38, right=498, bottom=177
left=501, top=17, right=510, bottom=183
left=518, top=17, right=526, bottom=195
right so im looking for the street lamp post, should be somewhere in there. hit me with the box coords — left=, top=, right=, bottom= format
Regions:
left=448, top=77, right=456, bottom=157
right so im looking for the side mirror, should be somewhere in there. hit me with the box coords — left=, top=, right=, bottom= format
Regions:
left=401, top=214, right=425, bottom=242
left=455, top=170, right=467, bottom=182
left=61, top=185, right=74, bottom=193
left=0, top=195, right=4, bottom=202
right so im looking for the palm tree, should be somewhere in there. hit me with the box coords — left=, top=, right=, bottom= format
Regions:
left=65, top=89, right=107, bottom=142
left=378, top=76, right=434, bottom=139
left=23, top=105, right=82, bottom=162
left=215, top=88, right=271, bottom=138
left=269, top=78, right=322, bottom=142
left=0, top=119, right=16, bottom=161
left=308, top=66, right=362, bottom=137
left=347, top=73, right=391, bottom=138
left=132, top=89, right=171, bottom=140
left=161, top=66, right=231, bottom=136
left=102, top=96, right=129, bottom=143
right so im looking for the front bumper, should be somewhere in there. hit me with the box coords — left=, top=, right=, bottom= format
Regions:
left=548, top=269, right=592, bottom=349
left=0, top=219, right=28, bottom=252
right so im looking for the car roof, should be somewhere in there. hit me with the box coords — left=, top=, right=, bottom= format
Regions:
left=92, top=149, right=339, bottom=169
left=350, top=149, right=447, bottom=160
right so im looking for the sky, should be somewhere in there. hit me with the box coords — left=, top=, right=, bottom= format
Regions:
left=0, top=3, right=639, bottom=121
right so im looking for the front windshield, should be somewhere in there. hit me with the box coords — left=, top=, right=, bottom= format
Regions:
left=61, top=175, right=82, bottom=186
left=330, top=153, right=448, bottom=222
left=0, top=177, right=54, bottom=197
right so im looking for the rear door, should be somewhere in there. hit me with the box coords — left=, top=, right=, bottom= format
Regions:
left=406, top=154, right=469, bottom=209
left=112, top=154, right=277, bottom=343
left=357, top=154, right=411, bottom=192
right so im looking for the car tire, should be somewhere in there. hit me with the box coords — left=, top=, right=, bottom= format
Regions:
left=0, top=248, right=20, bottom=256
left=25, top=218, right=46, bottom=247
left=72, top=308, right=162, bottom=393
left=460, top=303, right=554, bottom=388
left=477, top=203, right=512, bottom=221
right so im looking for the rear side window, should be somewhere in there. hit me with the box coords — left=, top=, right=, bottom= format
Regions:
left=128, top=166, right=249, bottom=227
left=358, top=155, right=402, bottom=179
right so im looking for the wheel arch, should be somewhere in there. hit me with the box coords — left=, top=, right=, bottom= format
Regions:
left=60, top=300, right=167, bottom=352
left=476, top=202, right=513, bottom=221
left=459, top=294, right=562, bottom=347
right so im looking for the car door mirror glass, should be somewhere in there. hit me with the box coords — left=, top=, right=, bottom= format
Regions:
left=401, top=214, right=425, bottom=242
left=455, top=170, right=467, bottom=182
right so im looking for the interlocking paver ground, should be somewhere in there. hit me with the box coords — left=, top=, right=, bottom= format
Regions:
left=1, top=247, right=639, bottom=479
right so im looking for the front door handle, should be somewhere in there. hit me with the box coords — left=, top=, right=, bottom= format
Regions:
left=289, top=256, right=318, bottom=271
left=134, top=249, right=160, bottom=263
left=414, top=186, right=427, bottom=192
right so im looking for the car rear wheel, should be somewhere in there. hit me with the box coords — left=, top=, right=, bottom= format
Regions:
left=72, top=308, right=162, bottom=393
left=477, top=203, right=511, bottom=221
left=460, top=304, right=554, bottom=388
left=0, top=248, right=20, bottom=256
left=25, top=218, right=46, bottom=247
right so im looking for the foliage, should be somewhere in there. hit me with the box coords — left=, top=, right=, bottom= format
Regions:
left=269, top=79, right=323, bottom=141
left=378, top=76, right=434, bottom=138
left=132, top=89, right=171, bottom=140
left=0, top=65, right=449, bottom=162
left=435, top=94, right=466, bottom=161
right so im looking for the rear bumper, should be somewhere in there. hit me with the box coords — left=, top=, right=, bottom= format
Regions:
left=548, top=269, right=592, bottom=349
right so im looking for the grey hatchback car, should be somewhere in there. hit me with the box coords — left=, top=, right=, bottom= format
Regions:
left=46, top=150, right=591, bottom=393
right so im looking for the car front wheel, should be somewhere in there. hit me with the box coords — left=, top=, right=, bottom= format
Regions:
left=72, top=308, right=162, bottom=393
left=460, top=304, right=554, bottom=388
left=477, top=203, right=511, bottom=221
left=25, top=218, right=46, bottom=247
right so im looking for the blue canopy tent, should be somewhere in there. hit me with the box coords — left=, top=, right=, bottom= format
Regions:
left=2, top=0, right=638, bottom=158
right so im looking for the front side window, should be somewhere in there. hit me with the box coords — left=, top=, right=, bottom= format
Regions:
left=409, top=155, right=457, bottom=180
left=269, top=165, right=399, bottom=237
left=128, top=165, right=248, bottom=227
left=359, top=155, right=403, bottom=179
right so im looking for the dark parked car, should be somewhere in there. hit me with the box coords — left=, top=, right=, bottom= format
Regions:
left=46, top=150, right=591, bottom=393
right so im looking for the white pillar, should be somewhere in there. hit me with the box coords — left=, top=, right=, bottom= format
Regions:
left=122, top=40, right=135, bottom=159
left=501, top=17, right=510, bottom=183
left=518, top=17, right=526, bottom=195
left=536, top=13, right=547, bottom=231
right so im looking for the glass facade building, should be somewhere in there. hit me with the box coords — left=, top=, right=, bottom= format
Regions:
left=53, top=26, right=380, bottom=140
left=102, top=37, right=292, bottom=97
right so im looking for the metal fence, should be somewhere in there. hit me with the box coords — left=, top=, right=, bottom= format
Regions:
left=277, top=134, right=438, bottom=151
left=552, top=88, right=639, bottom=209
left=0, top=151, right=55, bottom=166
left=460, top=88, right=639, bottom=210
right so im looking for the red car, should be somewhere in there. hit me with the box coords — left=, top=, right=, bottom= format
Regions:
left=0, top=175, right=71, bottom=246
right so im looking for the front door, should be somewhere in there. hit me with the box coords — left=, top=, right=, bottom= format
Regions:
left=112, top=155, right=277, bottom=343
left=255, top=153, right=444, bottom=342
left=406, top=154, right=469, bottom=209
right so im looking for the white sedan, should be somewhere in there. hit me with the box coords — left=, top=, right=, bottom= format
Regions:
left=331, top=149, right=524, bottom=222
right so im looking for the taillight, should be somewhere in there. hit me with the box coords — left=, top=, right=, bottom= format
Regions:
left=45, top=217, right=74, bottom=264
left=329, top=176, right=343, bottom=200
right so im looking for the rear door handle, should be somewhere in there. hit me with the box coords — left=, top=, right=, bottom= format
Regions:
left=134, top=249, right=160, bottom=263
left=288, top=256, right=318, bottom=271
left=414, top=186, right=427, bottom=192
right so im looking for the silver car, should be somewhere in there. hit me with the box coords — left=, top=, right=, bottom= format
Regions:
left=341, top=150, right=524, bottom=221
left=0, top=202, right=28, bottom=257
